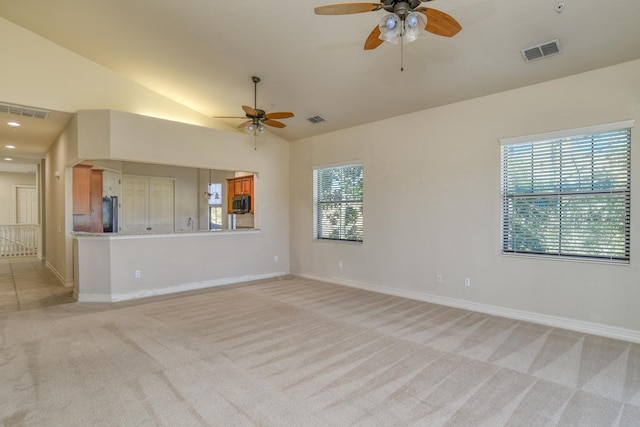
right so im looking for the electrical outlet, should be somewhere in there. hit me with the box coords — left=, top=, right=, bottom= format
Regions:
left=464, top=278, right=471, bottom=287
left=135, top=270, right=141, bottom=279
left=339, top=260, right=343, bottom=269
left=274, top=255, right=278, bottom=262
left=436, top=274, right=443, bottom=283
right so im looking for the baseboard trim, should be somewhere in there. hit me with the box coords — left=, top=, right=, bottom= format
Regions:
left=45, top=261, right=72, bottom=287
left=76, top=293, right=112, bottom=303
left=77, top=271, right=288, bottom=303
left=298, top=273, right=640, bottom=344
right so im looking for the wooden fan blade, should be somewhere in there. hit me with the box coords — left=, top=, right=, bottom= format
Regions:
left=265, top=111, right=294, bottom=119
left=237, top=121, right=252, bottom=129
left=416, top=8, right=462, bottom=37
left=242, top=105, right=258, bottom=116
left=364, top=24, right=384, bottom=50
left=314, top=2, right=383, bottom=15
left=262, top=119, right=286, bottom=128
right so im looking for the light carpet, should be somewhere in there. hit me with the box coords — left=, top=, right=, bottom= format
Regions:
left=1, top=276, right=639, bottom=426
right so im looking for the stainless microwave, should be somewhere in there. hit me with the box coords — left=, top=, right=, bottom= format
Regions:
left=232, top=194, right=251, bottom=214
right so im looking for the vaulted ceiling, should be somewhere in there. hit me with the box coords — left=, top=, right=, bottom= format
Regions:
left=1, top=0, right=640, bottom=171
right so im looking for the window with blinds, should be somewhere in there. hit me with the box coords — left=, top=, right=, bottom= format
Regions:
left=501, top=125, right=631, bottom=262
left=313, top=164, right=363, bottom=242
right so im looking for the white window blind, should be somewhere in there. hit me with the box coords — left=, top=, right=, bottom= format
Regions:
left=501, top=126, right=631, bottom=262
left=313, top=164, right=363, bottom=242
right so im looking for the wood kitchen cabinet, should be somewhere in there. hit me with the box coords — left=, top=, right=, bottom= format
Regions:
left=88, top=169, right=104, bottom=232
left=241, top=177, right=252, bottom=195
left=72, top=164, right=93, bottom=214
left=227, top=175, right=254, bottom=213
left=73, top=165, right=104, bottom=232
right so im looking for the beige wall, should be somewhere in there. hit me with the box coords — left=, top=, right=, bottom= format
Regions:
left=44, top=115, right=78, bottom=284
left=290, top=59, right=640, bottom=337
left=0, top=172, right=36, bottom=223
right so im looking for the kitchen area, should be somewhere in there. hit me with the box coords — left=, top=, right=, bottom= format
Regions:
left=71, top=163, right=265, bottom=303
left=227, top=174, right=255, bottom=229
left=52, top=109, right=287, bottom=307
left=72, top=161, right=256, bottom=234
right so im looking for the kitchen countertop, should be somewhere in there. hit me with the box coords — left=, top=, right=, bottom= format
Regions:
left=72, top=228, right=260, bottom=238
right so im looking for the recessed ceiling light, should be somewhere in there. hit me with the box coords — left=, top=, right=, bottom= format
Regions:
left=7, top=121, right=21, bottom=127
left=5, top=145, right=16, bottom=149
left=4, top=158, right=13, bottom=161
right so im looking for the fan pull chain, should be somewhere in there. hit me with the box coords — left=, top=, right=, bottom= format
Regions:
left=400, top=36, right=404, bottom=71
left=400, top=33, right=405, bottom=71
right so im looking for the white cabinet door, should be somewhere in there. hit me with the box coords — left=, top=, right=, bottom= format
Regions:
left=102, top=171, right=121, bottom=197
left=149, top=179, right=174, bottom=232
left=122, top=177, right=174, bottom=233
left=122, top=177, right=149, bottom=232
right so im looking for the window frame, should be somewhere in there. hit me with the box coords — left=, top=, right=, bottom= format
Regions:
left=206, top=182, right=223, bottom=230
left=313, top=161, right=364, bottom=243
left=499, top=120, right=634, bottom=263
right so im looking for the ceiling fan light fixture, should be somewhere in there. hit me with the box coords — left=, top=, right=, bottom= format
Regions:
left=215, top=76, right=294, bottom=138
left=379, top=13, right=401, bottom=44
left=385, top=16, right=397, bottom=29
left=404, top=12, right=426, bottom=43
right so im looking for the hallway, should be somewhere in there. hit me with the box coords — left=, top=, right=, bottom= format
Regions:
left=0, top=257, right=75, bottom=313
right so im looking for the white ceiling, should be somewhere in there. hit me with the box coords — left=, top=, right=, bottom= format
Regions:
left=1, top=0, right=640, bottom=172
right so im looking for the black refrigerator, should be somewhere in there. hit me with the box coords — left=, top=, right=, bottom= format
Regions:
left=102, top=196, right=118, bottom=233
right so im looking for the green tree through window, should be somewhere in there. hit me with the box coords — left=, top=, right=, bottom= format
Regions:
left=501, top=126, right=631, bottom=261
left=314, top=164, right=363, bottom=242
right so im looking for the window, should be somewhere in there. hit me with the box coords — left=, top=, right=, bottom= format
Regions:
left=500, top=122, right=632, bottom=262
left=207, top=183, right=222, bottom=230
left=314, top=163, right=363, bottom=242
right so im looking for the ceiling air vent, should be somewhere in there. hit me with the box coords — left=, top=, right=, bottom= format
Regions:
left=521, top=39, right=561, bottom=62
left=0, top=102, right=50, bottom=119
left=307, top=115, right=326, bottom=124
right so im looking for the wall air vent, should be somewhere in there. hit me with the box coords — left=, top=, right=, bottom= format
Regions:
left=307, top=115, right=326, bottom=124
left=521, top=39, right=561, bottom=62
left=0, top=102, right=50, bottom=119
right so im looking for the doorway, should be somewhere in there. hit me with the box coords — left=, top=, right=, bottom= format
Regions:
left=15, top=185, right=37, bottom=224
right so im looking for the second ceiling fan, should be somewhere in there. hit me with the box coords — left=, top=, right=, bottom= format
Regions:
left=314, top=0, right=462, bottom=50
left=217, top=76, right=294, bottom=136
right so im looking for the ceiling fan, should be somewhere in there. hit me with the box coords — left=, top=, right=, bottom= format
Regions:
left=216, top=76, right=294, bottom=136
left=314, top=1, right=462, bottom=54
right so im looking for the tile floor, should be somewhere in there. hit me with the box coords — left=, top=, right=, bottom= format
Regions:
left=0, top=256, right=75, bottom=313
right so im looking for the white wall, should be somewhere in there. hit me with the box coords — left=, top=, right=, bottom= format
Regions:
left=290, top=59, right=640, bottom=339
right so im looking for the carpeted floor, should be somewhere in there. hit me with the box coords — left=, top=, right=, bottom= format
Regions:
left=1, top=275, right=639, bottom=426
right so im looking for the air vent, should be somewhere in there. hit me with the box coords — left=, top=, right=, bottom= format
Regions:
left=521, top=39, right=561, bottom=62
left=307, top=115, right=326, bottom=124
left=0, top=102, right=50, bottom=119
